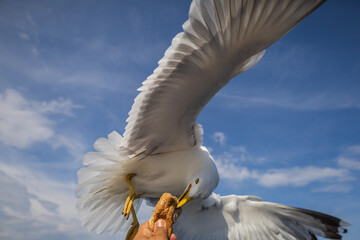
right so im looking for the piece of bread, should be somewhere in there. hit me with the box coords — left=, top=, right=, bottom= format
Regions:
left=149, top=193, right=179, bottom=237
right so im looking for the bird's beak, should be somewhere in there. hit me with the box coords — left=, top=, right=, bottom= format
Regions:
left=176, top=184, right=193, bottom=208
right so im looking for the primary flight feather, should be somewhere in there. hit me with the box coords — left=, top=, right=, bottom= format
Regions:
left=76, top=0, right=350, bottom=239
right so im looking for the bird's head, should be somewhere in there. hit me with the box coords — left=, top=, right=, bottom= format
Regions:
left=176, top=146, right=219, bottom=208
left=176, top=174, right=216, bottom=208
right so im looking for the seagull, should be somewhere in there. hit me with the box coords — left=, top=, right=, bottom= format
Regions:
left=76, top=0, right=350, bottom=239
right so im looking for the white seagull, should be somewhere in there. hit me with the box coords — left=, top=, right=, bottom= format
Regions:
left=76, top=0, right=350, bottom=239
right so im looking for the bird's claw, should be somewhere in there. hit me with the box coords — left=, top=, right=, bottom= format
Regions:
left=125, top=206, right=139, bottom=240
left=122, top=173, right=140, bottom=218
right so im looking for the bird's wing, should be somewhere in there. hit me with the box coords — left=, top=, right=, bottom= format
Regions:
left=123, top=0, right=326, bottom=155
left=174, top=193, right=350, bottom=240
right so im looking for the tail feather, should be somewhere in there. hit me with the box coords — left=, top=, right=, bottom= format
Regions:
left=76, top=130, right=140, bottom=235
left=94, top=138, right=119, bottom=155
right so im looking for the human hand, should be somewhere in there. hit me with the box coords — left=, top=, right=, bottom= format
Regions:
left=133, top=219, right=177, bottom=240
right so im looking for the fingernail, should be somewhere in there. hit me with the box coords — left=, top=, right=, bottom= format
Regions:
left=156, top=219, right=166, bottom=228
left=170, top=233, right=177, bottom=240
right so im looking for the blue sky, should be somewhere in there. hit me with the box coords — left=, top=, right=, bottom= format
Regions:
left=0, top=0, right=359, bottom=239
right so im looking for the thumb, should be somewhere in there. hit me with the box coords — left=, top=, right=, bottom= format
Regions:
left=152, top=219, right=168, bottom=239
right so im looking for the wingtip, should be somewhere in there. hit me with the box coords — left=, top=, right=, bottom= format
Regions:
left=340, top=220, right=351, bottom=227
left=337, top=220, right=350, bottom=236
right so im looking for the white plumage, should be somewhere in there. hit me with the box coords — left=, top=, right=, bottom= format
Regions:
left=176, top=194, right=349, bottom=239
left=76, top=0, right=350, bottom=239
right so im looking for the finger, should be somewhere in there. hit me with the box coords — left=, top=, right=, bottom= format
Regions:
left=152, top=219, right=168, bottom=239
left=139, top=222, right=152, bottom=233
left=133, top=222, right=152, bottom=240
left=170, top=233, right=177, bottom=240
left=142, top=222, right=153, bottom=237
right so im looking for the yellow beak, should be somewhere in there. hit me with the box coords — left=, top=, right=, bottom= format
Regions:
left=176, top=184, right=193, bottom=208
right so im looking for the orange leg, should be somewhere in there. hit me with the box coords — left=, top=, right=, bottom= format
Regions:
left=122, top=173, right=140, bottom=219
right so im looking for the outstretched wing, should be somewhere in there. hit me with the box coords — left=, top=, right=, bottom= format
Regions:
left=174, top=194, right=350, bottom=240
left=123, top=0, right=326, bottom=155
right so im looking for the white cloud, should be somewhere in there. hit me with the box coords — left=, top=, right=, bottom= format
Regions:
left=256, top=166, right=353, bottom=187
left=35, top=98, right=83, bottom=116
left=230, top=145, right=267, bottom=163
left=313, top=184, right=353, bottom=193
left=214, top=145, right=266, bottom=167
left=216, top=160, right=353, bottom=188
left=0, top=162, right=75, bottom=218
left=213, top=147, right=259, bottom=182
left=212, top=132, right=226, bottom=145
left=336, top=145, right=360, bottom=170
left=0, top=163, right=87, bottom=240
left=50, top=134, right=86, bottom=163
left=213, top=143, right=358, bottom=189
left=337, top=157, right=360, bottom=170
left=18, top=32, right=30, bottom=40
left=0, top=89, right=54, bottom=148
left=0, top=89, right=83, bottom=153
left=215, top=150, right=354, bottom=188
left=215, top=157, right=254, bottom=182
left=214, top=147, right=354, bottom=188
left=0, top=161, right=154, bottom=240
left=346, top=145, right=360, bottom=155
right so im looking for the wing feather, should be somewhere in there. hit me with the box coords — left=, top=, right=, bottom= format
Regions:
left=174, top=194, right=350, bottom=240
left=123, top=0, right=326, bottom=156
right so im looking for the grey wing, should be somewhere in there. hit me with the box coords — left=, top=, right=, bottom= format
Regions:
left=174, top=194, right=350, bottom=240
left=123, top=0, right=326, bottom=155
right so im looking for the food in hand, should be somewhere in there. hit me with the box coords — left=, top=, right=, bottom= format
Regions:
left=149, top=193, right=180, bottom=237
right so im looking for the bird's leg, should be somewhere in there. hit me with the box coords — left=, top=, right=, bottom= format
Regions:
left=123, top=174, right=140, bottom=240
left=125, top=205, right=139, bottom=240
left=122, top=173, right=140, bottom=219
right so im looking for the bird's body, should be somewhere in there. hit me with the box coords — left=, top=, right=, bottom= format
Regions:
left=77, top=0, right=350, bottom=239
left=123, top=145, right=218, bottom=199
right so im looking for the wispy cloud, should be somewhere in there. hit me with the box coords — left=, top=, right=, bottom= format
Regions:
left=0, top=8, right=165, bottom=94
left=216, top=41, right=360, bottom=112
left=313, top=184, right=353, bottom=193
left=337, top=157, right=360, bottom=170
left=214, top=144, right=267, bottom=165
left=0, top=85, right=148, bottom=238
left=256, top=166, right=352, bottom=187
left=0, top=162, right=88, bottom=240
left=346, top=145, right=360, bottom=155
left=50, top=135, right=86, bottom=163
left=0, top=89, right=54, bottom=148
left=214, top=145, right=355, bottom=189
left=35, top=98, right=83, bottom=116
left=211, top=132, right=227, bottom=145
left=218, top=91, right=360, bottom=111
left=213, top=145, right=260, bottom=182
left=18, top=32, right=30, bottom=40
left=0, top=161, right=152, bottom=240
left=215, top=156, right=353, bottom=188
left=0, top=89, right=85, bottom=160
left=335, top=145, right=360, bottom=170
left=215, top=159, right=253, bottom=182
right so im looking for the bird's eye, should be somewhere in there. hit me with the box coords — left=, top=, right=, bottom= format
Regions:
left=195, top=178, right=200, bottom=184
